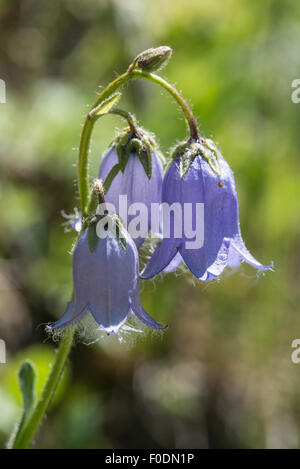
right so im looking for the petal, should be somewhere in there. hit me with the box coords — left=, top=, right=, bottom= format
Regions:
left=217, top=157, right=273, bottom=272
left=140, top=239, right=179, bottom=279
left=149, top=151, right=164, bottom=205
left=130, top=231, right=166, bottom=329
left=131, top=298, right=167, bottom=330
left=48, top=228, right=138, bottom=332
left=98, top=145, right=119, bottom=181
left=49, top=229, right=98, bottom=330
left=148, top=151, right=163, bottom=235
left=174, top=155, right=238, bottom=279
left=89, top=302, right=130, bottom=334
left=99, top=149, right=163, bottom=211
left=134, top=236, right=145, bottom=250
left=227, top=242, right=242, bottom=269
left=179, top=239, right=231, bottom=280
left=88, top=229, right=137, bottom=332
left=47, top=301, right=88, bottom=330
left=163, top=251, right=183, bottom=273
left=198, top=238, right=231, bottom=281
left=230, top=235, right=273, bottom=271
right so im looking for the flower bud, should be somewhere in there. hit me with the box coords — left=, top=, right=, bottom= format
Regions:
left=134, top=46, right=172, bottom=73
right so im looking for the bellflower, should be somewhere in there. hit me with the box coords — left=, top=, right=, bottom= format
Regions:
left=99, top=128, right=163, bottom=247
left=48, top=222, right=165, bottom=334
left=141, top=138, right=273, bottom=280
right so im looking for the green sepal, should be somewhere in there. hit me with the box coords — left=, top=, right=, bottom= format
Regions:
left=88, top=222, right=99, bottom=253
left=179, top=154, right=193, bottom=178
left=103, top=163, right=120, bottom=193
left=19, top=361, right=36, bottom=424
left=172, top=138, right=221, bottom=178
left=115, top=223, right=127, bottom=251
left=116, top=131, right=131, bottom=172
left=139, top=149, right=152, bottom=179
left=108, top=215, right=127, bottom=251
left=87, top=185, right=100, bottom=216
left=204, top=139, right=222, bottom=175
left=119, top=152, right=130, bottom=173
left=87, top=212, right=127, bottom=253
left=138, top=142, right=152, bottom=179
left=171, top=140, right=191, bottom=178
left=114, top=127, right=156, bottom=179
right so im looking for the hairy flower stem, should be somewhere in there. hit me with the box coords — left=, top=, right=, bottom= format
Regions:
left=12, top=52, right=200, bottom=449
left=79, top=68, right=201, bottom=217
left=134, top=71, right=201, bottom=142
left=109, top=108, right=139, bottom=135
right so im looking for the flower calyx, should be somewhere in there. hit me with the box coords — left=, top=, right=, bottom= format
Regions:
left=113, top=127, right=158, bottom=179
left=171, top=137, right=222, bottom=178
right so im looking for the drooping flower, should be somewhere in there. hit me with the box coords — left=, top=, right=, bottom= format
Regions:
left=99, top=128, right=164, bottom=248
left=48, top=219, right=165, bottom=334
left=141, top=138, right=273, bottom=280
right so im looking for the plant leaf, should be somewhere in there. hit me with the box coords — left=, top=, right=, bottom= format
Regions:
left=91, top=93, right=121, bottom=118
left=10, top=360, right=37, bottom=446
left=19, top=361, right=36, bottom=421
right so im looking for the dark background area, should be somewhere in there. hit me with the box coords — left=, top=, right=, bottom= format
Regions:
left=1, top=0, right=300, bottom=449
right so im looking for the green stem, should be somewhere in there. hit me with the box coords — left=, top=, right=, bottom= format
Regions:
left=78, top=68, right=200, bottom=217
left=12, top=57, right=200, bottom=450
left=132, top=70, right=200, bottom=142
left=108, top=108, right=139, bottom=135
left=78, top=72, right=133, bottom=217
left=12, top=327, right=75, bottom=449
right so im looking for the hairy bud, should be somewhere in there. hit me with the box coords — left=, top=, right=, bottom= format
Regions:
left=133, top=46, right=172, bottom=73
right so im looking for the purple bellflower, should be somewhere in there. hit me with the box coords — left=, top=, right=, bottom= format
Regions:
left=99, top=128, right=163, bottom=248
left=48, top=220, right=165, bottom=334
left=141, top=138, right=273, bottom=280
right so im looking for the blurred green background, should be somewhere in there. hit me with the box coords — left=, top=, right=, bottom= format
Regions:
left=0, top=0, right=300, bottom=449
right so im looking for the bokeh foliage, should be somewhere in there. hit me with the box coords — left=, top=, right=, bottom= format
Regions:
left=0, top=0, right=300, bottom=448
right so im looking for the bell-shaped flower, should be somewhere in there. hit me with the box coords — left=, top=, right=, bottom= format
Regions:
left=141, top=138, right=273, bottom=280
left=99, top=128, right=163, bottom=248
left=48, top=217, right=165, bottom=334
